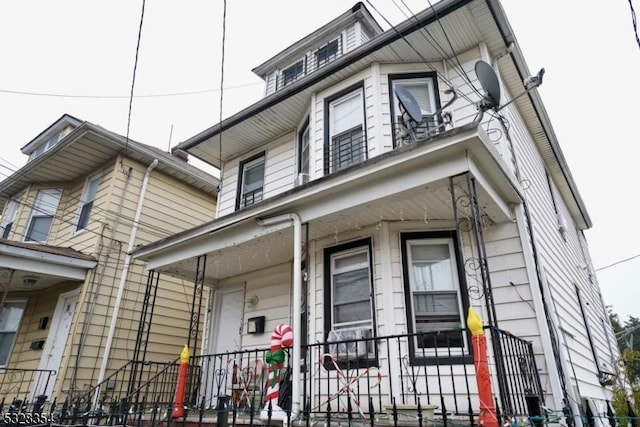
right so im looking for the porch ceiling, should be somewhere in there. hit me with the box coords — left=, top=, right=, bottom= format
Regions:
left=141, top=125, right=522, bottom=283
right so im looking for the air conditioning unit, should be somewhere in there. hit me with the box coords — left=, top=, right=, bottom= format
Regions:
left=295, top=173, right=310, bottom=186
left=327, top=328, right=369, bottom=361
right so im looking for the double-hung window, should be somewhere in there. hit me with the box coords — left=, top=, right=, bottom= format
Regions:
left=236, top=153, right=265, bottom=210
left=390, top=73, right=439, bottom=145
left=76, top=175, right=100, bottom=232
left=282, top=60, right=304, bottom=87
left=0, top=300, right=27, bottom=367
left=1, top=198, right=20, bottom=239
left=401, top=232, right=469, bottom=361
left=325, top=85, right=366, bottom=174
left=25, top=189, right=61, bottom=242
left=324, top=239, right=375, bottom=363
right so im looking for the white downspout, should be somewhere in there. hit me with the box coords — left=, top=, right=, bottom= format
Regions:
left=256, top=213, right=302, bottom=420
left=94, top=159, right=158, bottom=405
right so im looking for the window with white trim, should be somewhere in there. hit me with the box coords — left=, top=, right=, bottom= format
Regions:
left=401, top=232, right=469, bottom=360
left=390, top=73, right=439, bottom=145
left=325, top=85, right=366, bottom=174
left=25, top=189, right=61, bottom=242
left=1, top=198, right=20, bottom=239
left=76, top=175, right=100, bottom=232
left=236, top=153, right=265, bottom=210
left=0, top=299, right=27, bottom=367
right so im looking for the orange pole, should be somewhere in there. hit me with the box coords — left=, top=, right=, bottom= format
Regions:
left=171, top=345, right=190, bottom=418
left=468, top=308, right=498, bottom=427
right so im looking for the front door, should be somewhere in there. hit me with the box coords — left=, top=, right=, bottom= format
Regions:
left=33, top=289, right=79, bottom=400
left=202, top=285, right=244, bottom=407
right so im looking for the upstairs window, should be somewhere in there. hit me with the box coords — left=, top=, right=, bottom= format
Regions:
left=29, top=134, right=61, bottom=161
left=315, top=38, right=340, bottom=68
left=236, top=153, right=265, bottom=210
left=390, top=73, right=439, bottom=146
left=324, top=84, right=366, bottom=174
left=0, top=299, right=27, bottom=367
left=297, top=118, right=310, bottom=185
left=1, top=198, right=20, bottom=239
left=401, top=231, right=469, bottom=363
left=76, top=175, right=100, bottom=232
left=25, top=189, right=61, bottom=242
left=282, top=60, right=305, bottom=87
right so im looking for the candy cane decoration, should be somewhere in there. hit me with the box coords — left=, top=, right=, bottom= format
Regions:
left=260, top=323, right=293, bottom=421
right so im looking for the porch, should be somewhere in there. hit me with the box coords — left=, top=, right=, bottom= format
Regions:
left=10, top=327, right=551, bottom=426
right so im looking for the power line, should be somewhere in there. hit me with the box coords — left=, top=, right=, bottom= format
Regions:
left=0, top=82, right=261, bottom=100
left=595, top=253, right=640, bottom=272
left=124, top=0, right=147, bottom=156
left=629, top=0, right=640, bottom=51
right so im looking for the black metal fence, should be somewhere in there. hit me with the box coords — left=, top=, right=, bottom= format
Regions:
left=0, top=328, right=554, bottom=426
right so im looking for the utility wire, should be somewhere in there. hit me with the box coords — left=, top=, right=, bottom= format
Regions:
left=0, top=82, right=261, bottom=99
left=124, top=0, right=147, bottom=155
left=595, top=253, right=640, bottom=272
left=629, top=0, right=640, bottom=51
left=218, top=0, right=228, bottom=169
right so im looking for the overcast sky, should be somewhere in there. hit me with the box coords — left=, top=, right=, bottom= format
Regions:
left=1, top=1, right=638, bottom=321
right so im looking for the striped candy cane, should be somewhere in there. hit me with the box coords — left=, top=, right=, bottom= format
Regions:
left=261, top=323, right=293, bottom=421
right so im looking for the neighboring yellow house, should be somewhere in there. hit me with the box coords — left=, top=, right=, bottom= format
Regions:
left=0, top=114, right=217, bottom=406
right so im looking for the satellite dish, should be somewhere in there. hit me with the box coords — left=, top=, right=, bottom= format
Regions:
left=475, top=60, right=501, bottom=109
left=394, top=84, right=423, bottom=123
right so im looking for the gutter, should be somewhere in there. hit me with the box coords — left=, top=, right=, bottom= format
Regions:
left=94, top=158, right=159, bottom=406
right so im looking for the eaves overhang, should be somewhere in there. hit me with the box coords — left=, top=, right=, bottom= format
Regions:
left=0, top=122, right=218, bottom=202
left=133, top=123, right=523, bottom=271
left=485, top=0, right=591, bottom=229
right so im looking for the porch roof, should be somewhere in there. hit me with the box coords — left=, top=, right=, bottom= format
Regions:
left=0, top=239, right=97, bottom=291
left=133, top=123, right=522, bottom=281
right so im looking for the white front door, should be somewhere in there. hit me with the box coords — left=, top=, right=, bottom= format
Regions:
left=201, top=285, right=244, bottom=407
left=33, top=289, right=79, bottom=400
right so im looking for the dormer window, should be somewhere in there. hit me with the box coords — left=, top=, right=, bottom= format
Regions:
left=282, top=60, right=305, bottom=87
left=315, top=38, right=341, bottom=68
left=29, top=134, right=61, bottom=161
left=236, top=153, right=265, bottom=210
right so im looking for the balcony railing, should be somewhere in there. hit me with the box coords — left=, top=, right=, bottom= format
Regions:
left=275, top=38, right=343, bottom=91
left=22, top=328, right=571, bottom=426
left=0, top=368, right=56, bottom=414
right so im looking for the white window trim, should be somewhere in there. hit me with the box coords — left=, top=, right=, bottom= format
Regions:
left=297, top=118, right=311, bottom=184
left=281, top=58, right=305, bottom=87
left=24, top=189, right=62, bottom=243
left=1, top=197, right=21, bottom=239
left=75, top=174, right=101, bottom=233
left=0, top=298, right=27, bottom=367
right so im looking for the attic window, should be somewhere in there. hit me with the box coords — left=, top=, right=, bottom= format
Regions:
left=282, top=60, right=305, bottom=87
left=315, top=38, right=341, bottom=68
left=29, top=134, right=61, bottom=161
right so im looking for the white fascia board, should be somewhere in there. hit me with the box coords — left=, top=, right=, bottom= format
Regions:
left=0, top=251, right=95, bottom=281
left=145, top=220, right=291, bottom=271
left=467, top=158, right=516, bottom=222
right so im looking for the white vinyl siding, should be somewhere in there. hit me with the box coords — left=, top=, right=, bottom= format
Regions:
left=25, top=189, right=61, bottom=242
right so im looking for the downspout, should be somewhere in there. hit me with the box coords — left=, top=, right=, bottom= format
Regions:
left=256, top=213, right=302, bottom=419
left=94, top=159, right=158, bottom=400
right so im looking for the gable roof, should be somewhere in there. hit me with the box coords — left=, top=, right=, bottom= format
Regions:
left=0, top=115, right=219, bottom=203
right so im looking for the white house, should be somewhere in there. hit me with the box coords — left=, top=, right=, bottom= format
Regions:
left=131, top=1, right=619, bottom=426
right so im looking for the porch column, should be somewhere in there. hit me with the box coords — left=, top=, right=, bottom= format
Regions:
left=379, top=221, right=402, bottom=399
left=187, top=254, right=207, bottom=352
